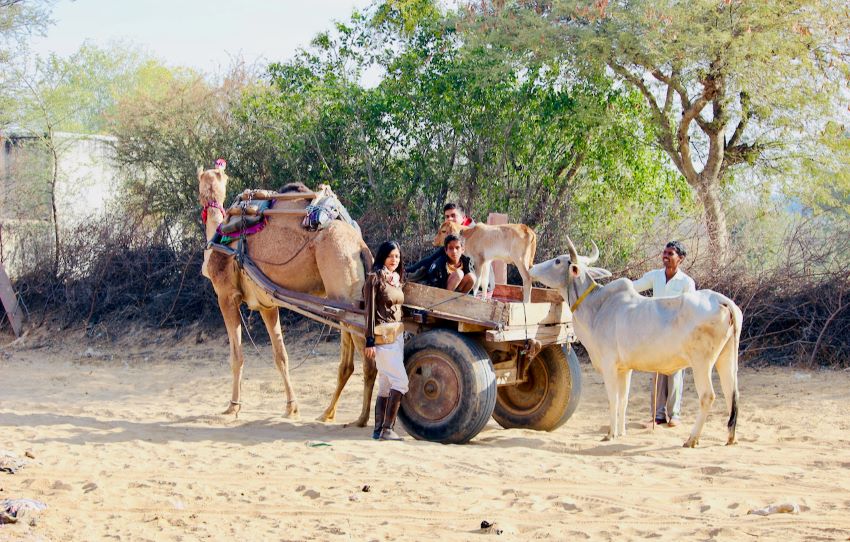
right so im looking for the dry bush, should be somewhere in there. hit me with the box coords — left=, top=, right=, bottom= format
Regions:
left=698, top=219, right=850, bottom=368
left=13, top=214, right=247, bottom=338
left=620, top=215, right=850, bottom=368
left=11, top=204, right=850, bottom=368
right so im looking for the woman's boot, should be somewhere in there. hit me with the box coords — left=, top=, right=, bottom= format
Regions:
left=372, top=396, right=387, bottom=440
left=379, top=389, right=404, bottom=441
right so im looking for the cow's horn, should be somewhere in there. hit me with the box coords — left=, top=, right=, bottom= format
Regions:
left=566, top=236, right=579, bottom=264
left=586, top=241, right=599, bottom=264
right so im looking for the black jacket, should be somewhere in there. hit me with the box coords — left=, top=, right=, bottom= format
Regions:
left=409, top=251, right=474, bottom=289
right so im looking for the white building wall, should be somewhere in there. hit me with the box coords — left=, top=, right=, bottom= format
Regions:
left=0, top=132, right=119, bottom=276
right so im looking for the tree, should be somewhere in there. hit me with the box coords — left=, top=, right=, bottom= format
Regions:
left=467, top=0, right=850, bottom=257
left=0, top=0, right=51, bottom=127
left=233, top=0, right=685, bottom=258
left=9, top=44, right=150, bottom=274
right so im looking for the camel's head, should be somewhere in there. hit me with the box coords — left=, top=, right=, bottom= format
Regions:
left=197, top=165, right=228, bottom=206
left=433, top=220, right=464, bottom=247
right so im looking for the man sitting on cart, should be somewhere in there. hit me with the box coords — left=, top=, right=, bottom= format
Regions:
left=407, top=203, right=473, bottom=280
left=407, top=203, right=493, bottom=293
left=414, top=234, right=476, bottom=293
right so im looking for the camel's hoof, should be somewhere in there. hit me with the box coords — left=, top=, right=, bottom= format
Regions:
left=601, top=435, right=612, bottom=442
left=316, top=412, right=335, bottom=423
left=683, top=438, right=698, bottom=448
left=222, top=404, right=241, bottom=416
left=726, top=438, right=737, bottom=446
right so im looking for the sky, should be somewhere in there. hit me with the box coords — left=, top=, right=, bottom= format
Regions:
left=30, top=0, right=374, bottom=73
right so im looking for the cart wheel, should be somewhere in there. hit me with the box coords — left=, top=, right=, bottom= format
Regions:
left=492, top=344, right=582, bottom=431
left=399, top=329, right=496, bottom=444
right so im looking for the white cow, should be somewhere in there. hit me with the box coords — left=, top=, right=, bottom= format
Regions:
left=529, top=237, right=741, bottom=448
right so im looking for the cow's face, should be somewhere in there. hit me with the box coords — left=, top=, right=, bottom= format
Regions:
left=530, top=244, right=612, bottom=291
left=433, top=220, right=462, bottom=247
left=529, top=255, right=571, bottom=289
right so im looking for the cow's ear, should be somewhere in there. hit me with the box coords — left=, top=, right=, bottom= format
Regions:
left=588, top=266, right=612, bottom=279
left=570, top=264, right=580, bottom=277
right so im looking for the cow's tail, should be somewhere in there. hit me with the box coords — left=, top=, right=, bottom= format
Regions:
left=721, top=296, right=742, bottom=445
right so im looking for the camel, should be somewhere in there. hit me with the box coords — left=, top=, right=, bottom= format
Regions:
left=197, top=165, right=377, bottom=426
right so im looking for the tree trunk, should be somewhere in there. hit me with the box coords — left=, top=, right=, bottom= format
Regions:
left=49, top=142, right=60, bottom=277
left=694, top=179, right=728, bottom=258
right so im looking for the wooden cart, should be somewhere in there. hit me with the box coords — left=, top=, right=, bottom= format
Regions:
left=225, top=249, right=580, bottom=445
left=398, top=282, right=580, bottom=444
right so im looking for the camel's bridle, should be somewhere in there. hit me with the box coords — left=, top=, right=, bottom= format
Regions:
left=201, top=200, right=226, bottom=225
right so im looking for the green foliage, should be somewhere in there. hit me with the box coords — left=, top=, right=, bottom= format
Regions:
left=467, top=0, right=850, bottom=254
left=106, top=0, right=684, bottom=264
left=0, top=0, right=52, bottom=126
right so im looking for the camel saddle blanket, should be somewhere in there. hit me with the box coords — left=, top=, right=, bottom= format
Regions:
left=303, top=194, right=361, bottom=236
left=217, top=198, right=274, bottom=240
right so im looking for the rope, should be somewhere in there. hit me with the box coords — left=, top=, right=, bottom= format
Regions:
left=521, top=289, right=530, bottom=355
left=239, top=309, right=262, bottom=356
left=420, top=289, right=471, bottom=312
left=292, top=323, right=330, bottom=371
left=249, top=236, right=312, bottom=268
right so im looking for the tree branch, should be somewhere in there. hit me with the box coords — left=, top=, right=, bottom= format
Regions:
left=727, top=91, right=750, bottom=148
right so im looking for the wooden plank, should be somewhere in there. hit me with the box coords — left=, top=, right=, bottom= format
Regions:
left=239, top=190, right=317, bottom=201
left=457, top=322, right=488, bottom=333
left=228, top=208, right=307, bottom=217
left=0, top=262, right=21, bottom=337
left=486, top=324, right=574, bottom=344
left=402, top=282, right=508, bottom=326
left=506, top=301, right=571, bottom=327
left=492, top=284, right=564, bottom=303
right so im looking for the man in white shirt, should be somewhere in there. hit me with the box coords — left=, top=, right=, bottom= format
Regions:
left=631, top=241, right=696, bottom=427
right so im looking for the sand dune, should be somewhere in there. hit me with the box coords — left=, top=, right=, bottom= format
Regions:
left=2, top=331, right=849, bottom=541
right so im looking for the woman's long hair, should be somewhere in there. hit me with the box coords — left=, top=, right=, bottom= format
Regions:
left=372, top=240, right=405, bottom=283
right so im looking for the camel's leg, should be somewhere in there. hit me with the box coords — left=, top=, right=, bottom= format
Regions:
left=318, top=330, right=355, bottom=422
left=218, top=295, right=245, bottom=416
left=259, top=307, right=299, bottom=419
left=350, top=333, right=377, bottom=427
left=312, top=234, right=378, bottom=426
left=684, top=365, right=715, bottom=448
left=616, top=369, right=633, bottom=437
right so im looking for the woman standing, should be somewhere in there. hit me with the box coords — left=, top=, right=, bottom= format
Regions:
left=364, top=241, right=408, bottom=441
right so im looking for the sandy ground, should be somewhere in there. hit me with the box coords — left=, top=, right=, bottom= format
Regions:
left=1, top=329, right=850, bottom=542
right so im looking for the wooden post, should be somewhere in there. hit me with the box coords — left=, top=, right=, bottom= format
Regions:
left=487, top=213, right=508, bottom=285
left=0, top=262, right=22, bottom=337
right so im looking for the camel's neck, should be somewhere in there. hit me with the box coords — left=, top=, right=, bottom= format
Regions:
left=204, top=205, right=224, bottom=242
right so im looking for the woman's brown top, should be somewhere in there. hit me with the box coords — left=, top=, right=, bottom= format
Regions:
left=364, top=269, right=405, bottom=347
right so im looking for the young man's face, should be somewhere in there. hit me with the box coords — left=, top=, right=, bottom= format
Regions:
left=662, top=247, right=683, bottom=270
left=445, top=240, right=463, bottom=264
left=444, top=208, right=465, bottom=224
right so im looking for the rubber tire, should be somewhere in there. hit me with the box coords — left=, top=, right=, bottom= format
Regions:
left=398, top=329, right=497, bottom=444
left=492, top=344, right=582, bottom=431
